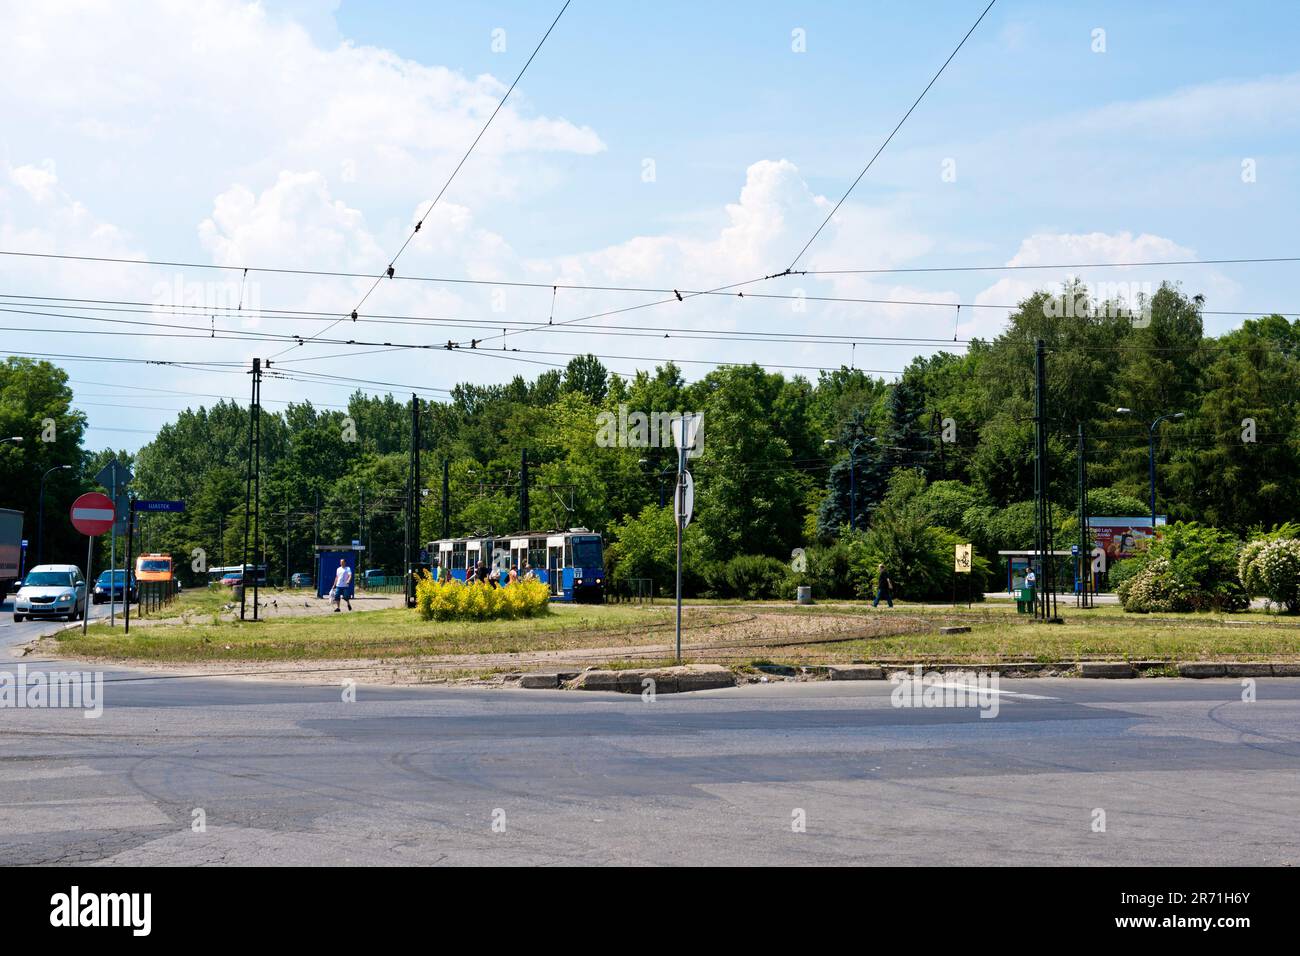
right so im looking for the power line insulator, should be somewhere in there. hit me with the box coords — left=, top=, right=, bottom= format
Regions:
left=673, top=290, right=683, bottom=301
left=386, top=265, right=395, bottom=278
left=351, top=310, right=358, bottom=321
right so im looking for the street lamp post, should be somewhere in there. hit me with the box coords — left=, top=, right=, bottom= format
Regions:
left=37, top=464, right=73, bottom=566
left=825, top=437, right=875, bottom=531
left=1116, top=409, right=1184, bottom=527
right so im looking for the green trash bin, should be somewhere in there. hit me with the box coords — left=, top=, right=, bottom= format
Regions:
left=1016, top=586, right=1035, bottom=614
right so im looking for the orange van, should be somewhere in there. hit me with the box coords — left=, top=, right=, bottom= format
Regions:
left=135, top=553, right=173, bottom=583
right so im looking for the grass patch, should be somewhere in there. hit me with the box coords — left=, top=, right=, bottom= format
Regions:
left=50, top=592, right=1300, bottom=668
left=784, top=617, right=1300, bottom=664
left=56, top=602, right=692, bottom=662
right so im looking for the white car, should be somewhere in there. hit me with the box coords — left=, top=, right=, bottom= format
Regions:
left=12, top=564, right=87, bottom=622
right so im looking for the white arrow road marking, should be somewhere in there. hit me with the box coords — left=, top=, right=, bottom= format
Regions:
left=928, top=680, right=1056, bottom=700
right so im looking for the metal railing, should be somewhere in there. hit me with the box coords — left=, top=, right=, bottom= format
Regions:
left=358, top=575, right=404, bottom=594
left=136, top=579, right=180, bottom=617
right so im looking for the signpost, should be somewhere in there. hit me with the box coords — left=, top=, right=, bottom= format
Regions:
left=70, top=492, right=115, bottom=636
left=96, top=458, right=132, bottom=626
left=670, top=414, right=700, bottom=663
left=123, top=499, right=185, bottom=635
left=954, top=542, right=972, bottom=608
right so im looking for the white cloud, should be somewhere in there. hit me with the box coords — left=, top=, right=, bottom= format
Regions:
left=966, top=231, right=1241, bottom=339
left=0, top=0, right=604, bottom=209
left=1069, top=72, right=1300, bottom=139
left=9, top=162, right=60, bottom=203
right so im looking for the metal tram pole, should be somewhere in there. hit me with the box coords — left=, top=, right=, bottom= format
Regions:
left=124, top=500, right=134, bottom=635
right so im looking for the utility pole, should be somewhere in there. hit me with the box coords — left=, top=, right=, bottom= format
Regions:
left=1032, top=340, right=1057, bottom=622
left=240, top=357, right=262, bottom=621
left=1077, top=422, right=1092, bottom=609
left=406, top=393, right=420, bottom=607
left=284, top=492, right=290, bottom=588
left=520, top=449, right=530, bottom=531
left=441, top=458, right=450, bottom=539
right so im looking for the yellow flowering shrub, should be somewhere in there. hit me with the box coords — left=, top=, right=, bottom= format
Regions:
left=414, top=572, right=552, bottom=622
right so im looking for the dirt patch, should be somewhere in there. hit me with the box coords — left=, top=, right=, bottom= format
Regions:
left=133, top=592, right=406, bottom=627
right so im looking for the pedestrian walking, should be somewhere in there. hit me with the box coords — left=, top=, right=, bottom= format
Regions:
left=872, top=563, right=894, bottom=608
left=331, top=558, right=353, bottom=612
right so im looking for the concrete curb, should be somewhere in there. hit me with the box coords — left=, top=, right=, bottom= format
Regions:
left=1079, top=661, right=1135, bottom=679
left=516, top=659, right=1300, bottom=691
left=827, top=665, right=885, bottom=681
left=565, top=664, right=735, bottom=694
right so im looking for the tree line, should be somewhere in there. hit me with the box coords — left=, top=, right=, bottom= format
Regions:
left=5, top=281, right=1298, bottom=598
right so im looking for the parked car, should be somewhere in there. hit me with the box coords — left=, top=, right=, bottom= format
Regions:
left=220, top=570, right=243, bottom=587
left=289, top=572, right=313, bottom=588
left=13, top=564, right=87, bottom=622
left=92, top=569, right=138, bottom=604
left=362, top=568, right=387, bottom=586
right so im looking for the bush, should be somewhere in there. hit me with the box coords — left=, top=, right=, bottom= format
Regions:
left=414, top=573, right=551, bottom=622
left=703, top=554, right=792, bottom=600
left=1104, top=556, right=1143, bottom=593
left=793, top=537, right=864, bottom=599
left=1116, top=522, right=1247, bottom=613
left=1117, top=558, right=1193, bottom=613
left=1239, top=538, right=1300, bottom=613
left=844, top=472, right=990, bottom=601
left=605, top=504, right=709, bottom=596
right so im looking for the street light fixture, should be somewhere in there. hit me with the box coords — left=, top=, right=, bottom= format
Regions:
left=825, top=436, right=877, bottom=531
left=37, top=463, right=73, bottom=567
left=1, top=436, right=22, bottom=444
left=1116, top=408, right=1184, bottom=526
left=638, top=457, right=675, bottom=507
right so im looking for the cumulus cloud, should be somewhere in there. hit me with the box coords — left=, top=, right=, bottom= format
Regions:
left=0, top=0, right=604, bottom=209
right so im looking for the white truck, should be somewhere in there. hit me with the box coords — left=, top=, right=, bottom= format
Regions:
left=0, top=508, right=23, bottom=597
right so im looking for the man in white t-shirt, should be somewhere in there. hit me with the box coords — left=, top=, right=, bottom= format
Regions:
left=331, top=559, right=353, bottom=612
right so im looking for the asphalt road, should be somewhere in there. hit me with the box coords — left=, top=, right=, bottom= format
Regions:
left=0, top=595, right=117, bottom=653
left=2, top=604, right=1297, bottom=866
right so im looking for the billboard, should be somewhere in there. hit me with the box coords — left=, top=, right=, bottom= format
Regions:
left=1088, top=516, right=1166, bottom=561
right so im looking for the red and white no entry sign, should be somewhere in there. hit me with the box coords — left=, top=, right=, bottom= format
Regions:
left=70, top=491, right=116, bottom=536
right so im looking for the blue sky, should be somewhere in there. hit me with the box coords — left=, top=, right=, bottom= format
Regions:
left=1, top=0, right=1298, bottom=450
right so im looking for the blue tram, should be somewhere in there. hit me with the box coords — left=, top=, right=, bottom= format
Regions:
left=428, top=528, right=605, bottom=602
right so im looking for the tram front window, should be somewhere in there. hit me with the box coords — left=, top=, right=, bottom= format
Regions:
left=572, top=537, right=603, bottom=570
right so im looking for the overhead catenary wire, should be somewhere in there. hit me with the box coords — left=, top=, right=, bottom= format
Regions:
left=0, top=303, right=904, bottom=375
left=783, top=0, right=998, bottom=273
left=5, top=288, right=1297, bottom=323
left=6, top=248, right=1300, bottom=291
left=268, top=0, right=572, bottom=360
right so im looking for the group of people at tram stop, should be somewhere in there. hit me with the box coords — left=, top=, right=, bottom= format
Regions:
left=427, top=557, right=540, bottom=588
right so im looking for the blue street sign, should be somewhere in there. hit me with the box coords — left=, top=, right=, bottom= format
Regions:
left=135, top=500, right=186, bottom=513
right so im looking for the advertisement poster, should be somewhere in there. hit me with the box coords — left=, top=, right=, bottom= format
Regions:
left=1088, top=516, right=1166, bottom=561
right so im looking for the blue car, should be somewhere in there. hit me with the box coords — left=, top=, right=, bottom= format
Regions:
left=92, top=569, right=138, bottom=605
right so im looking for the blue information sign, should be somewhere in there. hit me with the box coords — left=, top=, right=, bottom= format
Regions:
left=135, top=500, right=186, bottom=513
